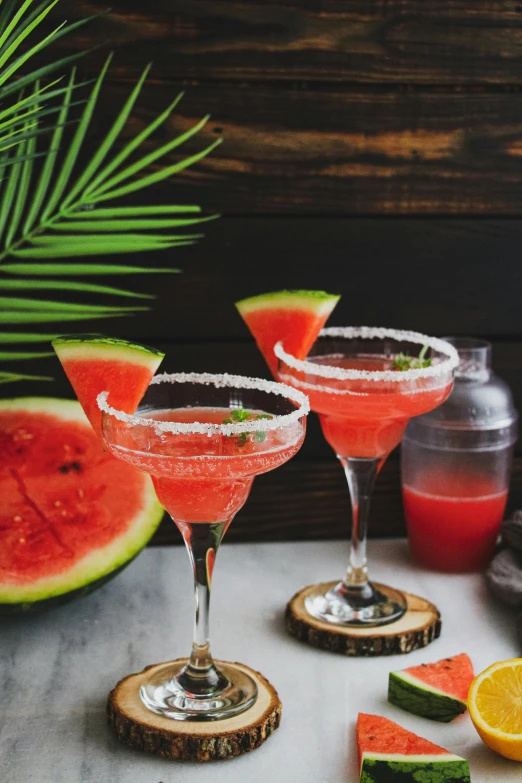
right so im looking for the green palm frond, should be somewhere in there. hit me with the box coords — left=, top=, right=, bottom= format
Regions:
left=0, top=60, right=219, bottom=269
left=0, top=0, right=95, bottom=153
left=0, top=331, right=61, bottom=342
left=1, top=262, right=181, bottom=275
left=0, top=370, right=52, bottom=383
left=0, top=1, right=221, bottom=385
left=0, top=62, right=218, bottom=376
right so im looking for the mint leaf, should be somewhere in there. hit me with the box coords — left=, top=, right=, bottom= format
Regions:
left=222, top=409, right=273, bottom=444
left=230, top=408, right=251, bottom=422
left=392, top=345, right=432, bottom=371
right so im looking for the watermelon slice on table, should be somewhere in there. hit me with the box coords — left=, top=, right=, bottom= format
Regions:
left=52, top=334, right=164, bottom=439
left=0, top=398, right=164, bottom=612
left=388, top=653, right=475, bottom=722
left=235, top=290, right=340, bottom=377
left=357, top=713, right=471, bottom=783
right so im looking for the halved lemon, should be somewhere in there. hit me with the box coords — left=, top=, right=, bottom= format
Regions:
left=468, top=658, right=522, bottom=761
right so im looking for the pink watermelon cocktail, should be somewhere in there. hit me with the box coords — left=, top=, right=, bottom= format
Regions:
left=107, top=405, right=304, bottom=526
left=274, top=327, right=459, bottom=628
left=298, top=354, right=453, bottom=459
left=98, top=371, right=309, bottom=723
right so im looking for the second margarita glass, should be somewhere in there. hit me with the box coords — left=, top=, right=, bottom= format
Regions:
left=276, top=327, right=459, bottom=627
left=98, top=372, right=309, bottom=721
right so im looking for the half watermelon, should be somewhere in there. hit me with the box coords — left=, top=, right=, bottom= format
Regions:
left=235, top=290, right=340, bottom=377
left=0, top=398, right=164, bottom=612
left=52, top=334, right=164, bottom=439
left=388, top=653, right=474, bottom=722
left=357, top=713, right=471, bottom=783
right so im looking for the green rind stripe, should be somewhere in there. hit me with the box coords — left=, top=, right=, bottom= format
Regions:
left=360, top=758, right=471, bottom=783
left=52, top=336, right=164, bottom=373
left=0, top=396, right=85, bottom=421
left=235, top=289, right=340, bottom=315
left=52, top=333, right=164, bottom=357
left=388, top=672, right=467, bottom=723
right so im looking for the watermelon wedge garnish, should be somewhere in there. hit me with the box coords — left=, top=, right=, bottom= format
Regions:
left=235, top=290, right=340, bottom=377
left=52, top=334, right=164, bottom=439
left=388, top=653, right=475, bottom=723
left=357, top=714, right=471, bottom=783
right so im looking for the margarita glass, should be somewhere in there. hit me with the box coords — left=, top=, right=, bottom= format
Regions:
left=98, top=372, right=309, bottom=721
left=275, top=327, right=459, bottom=627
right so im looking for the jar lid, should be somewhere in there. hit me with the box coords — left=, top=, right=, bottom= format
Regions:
left=405, top=338, right=518, bottom=444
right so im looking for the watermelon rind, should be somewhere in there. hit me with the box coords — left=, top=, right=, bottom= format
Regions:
left=0, top=397, right=164, bottom=611
left=235, top=289, right=340, bottom=317
left=52, top=333, right=164, bottom=371
left=360, top=753, right=471, bottom=783
left=388, top=670, right=468, bottom=723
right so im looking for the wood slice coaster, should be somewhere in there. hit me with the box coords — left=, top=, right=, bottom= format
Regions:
left=107, top=658, right=281, bottom=762
left=285, top=581, right=441, bottom=657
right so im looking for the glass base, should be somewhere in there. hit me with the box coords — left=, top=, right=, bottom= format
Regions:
left=140, top=660, right=258, bottom=721
left=304, top=581, right=407, bottom=627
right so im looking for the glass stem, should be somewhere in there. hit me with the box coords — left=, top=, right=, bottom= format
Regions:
left=176, top=520, right=229, bottom=697
left=338, top=457, right=381, bottom=605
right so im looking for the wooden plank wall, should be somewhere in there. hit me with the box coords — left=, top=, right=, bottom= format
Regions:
left=15, top=1, right=522, bottom=544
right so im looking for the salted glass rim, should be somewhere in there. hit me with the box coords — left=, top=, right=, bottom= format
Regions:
left=97, top=371, right=310, bottom=435
left=274, top=326, right=460, bottom=383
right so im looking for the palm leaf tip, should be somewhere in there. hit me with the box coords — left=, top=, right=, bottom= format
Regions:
left=0, top=370, right=53, bottom=384
left=0, top=331, right=62, bottom=343
left=0, top=349, right=54, bottom=360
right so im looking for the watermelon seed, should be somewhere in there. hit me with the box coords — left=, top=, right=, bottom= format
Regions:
left=54, top=500, right=61, bottom=507
left=13, top=515, right=21, bottom=522
left=58, top=461, right=82, bottom=473
left=77, top=489, right=84, bottom=498
left=18, top=538, right=25, bottom=544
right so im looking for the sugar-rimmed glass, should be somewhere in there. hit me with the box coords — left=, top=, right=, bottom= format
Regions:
left=98, top=372, right=309, bottom=721
left=275, top=327, right=459, bottom=627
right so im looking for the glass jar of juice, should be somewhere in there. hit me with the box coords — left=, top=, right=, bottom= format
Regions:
left=401, top=338, right=518, bottom=572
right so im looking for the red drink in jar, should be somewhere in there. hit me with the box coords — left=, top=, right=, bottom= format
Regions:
left=403, top=472, right=508, bottom=572
left=402, top=338, right=517, bottom=573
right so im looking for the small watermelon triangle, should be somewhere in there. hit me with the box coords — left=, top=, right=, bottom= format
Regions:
left=388, top=653, right=474, bottom=722
left=235, top=289, right=340, bottom=377
left=357, top=713, right=450, bottom=759
left=401, top=653, right=474, bottom=701
left=357, top=714, right=471, bottom=783
left=52, top=334, right=164, bottom=440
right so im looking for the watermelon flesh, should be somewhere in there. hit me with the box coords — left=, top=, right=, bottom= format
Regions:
left=0, top=398, right=163, bottom=610
left=388, top=653, right=474, bottom=722
left=52, top=335, right=164, bottom=439
left=357, top=714, right=471, bottom=783
left=235, top=290, right=340, bottom=377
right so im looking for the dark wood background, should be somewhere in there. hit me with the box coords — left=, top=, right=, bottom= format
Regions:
left=11, top=1, right=522, bottom=544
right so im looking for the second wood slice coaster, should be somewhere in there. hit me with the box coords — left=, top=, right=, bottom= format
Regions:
left=286, top=581, right=441, bottom=656
left=107, top=658, right=281, bottom=761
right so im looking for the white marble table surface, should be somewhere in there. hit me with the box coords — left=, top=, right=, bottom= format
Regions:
left=1, top=539, right=520, bottom=782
